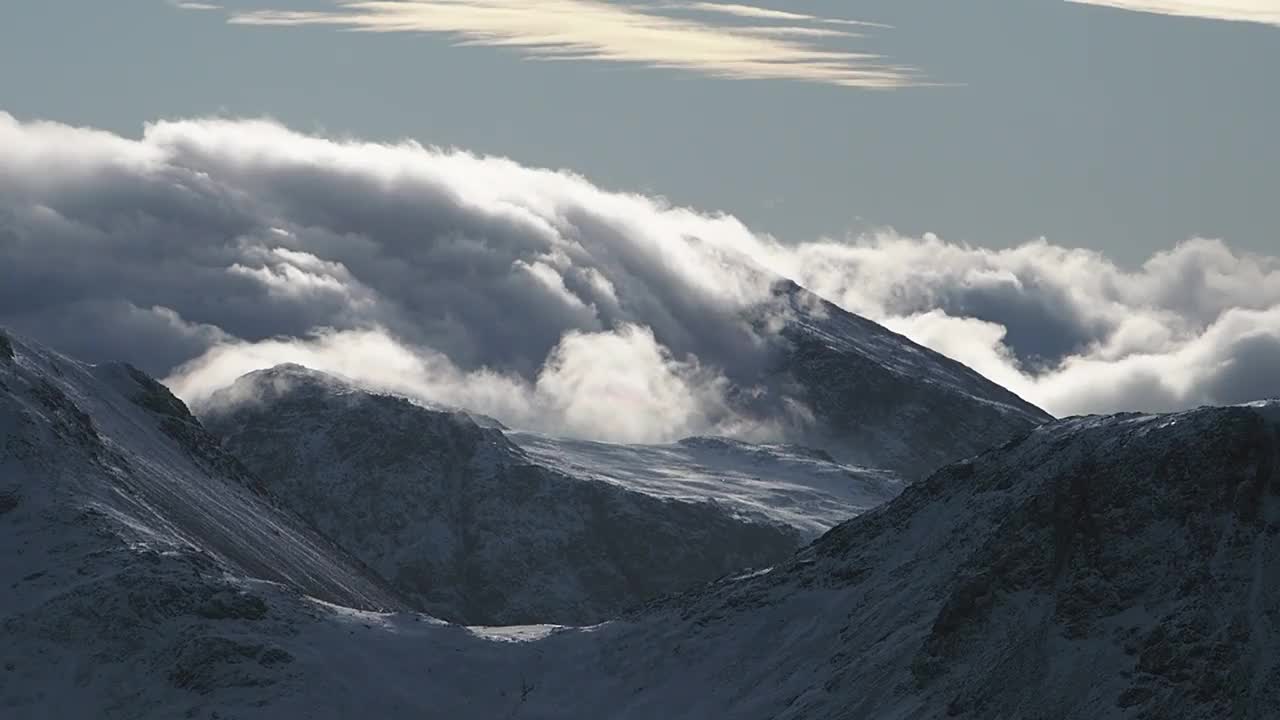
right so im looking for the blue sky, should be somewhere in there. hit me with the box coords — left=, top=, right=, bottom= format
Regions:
left=2, top=0, right=1276, bottom=265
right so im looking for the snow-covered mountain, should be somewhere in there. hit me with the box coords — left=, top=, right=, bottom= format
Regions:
left=7, top=323, right=1275, bottom=719
left=0, top=330, right=402, bottom=615
left=202, top=364, right=902, bottom=625
left=179, top=275, right=1052, bottom=629
left=0, top=329, right=411, bottom=716
left=578, top=399, right=1280, bottom=719
left=764, top=280, right=1054, bottom=476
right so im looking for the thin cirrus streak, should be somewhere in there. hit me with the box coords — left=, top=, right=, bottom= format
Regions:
left=669, top=2, right=891, bottom=28
left=226, top=0, right=915, bottom=88
left=1066, top=0, right=1280, bottom=27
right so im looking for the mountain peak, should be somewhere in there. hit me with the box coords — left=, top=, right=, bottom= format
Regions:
left=199, top=363, right=374, bottom=418
left=204, top=364, right=511, bottom=429
left=756, top=282, right=1053, bottom=475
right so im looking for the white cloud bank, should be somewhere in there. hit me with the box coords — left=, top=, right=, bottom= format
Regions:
left=1066, top=1, right=1280, bottom=27
left=757, top=235, right=1280, bottom=416
left=227, top=0, right=911, bottom=88
left=0, top=112, right=1277, bottom=442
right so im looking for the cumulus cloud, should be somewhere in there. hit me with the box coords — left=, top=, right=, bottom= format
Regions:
left=1066, top=1, right=1280, bottom=27
left=227, top=1, right=912, bottom=88
left=0, top=112, right=1276, bottom=442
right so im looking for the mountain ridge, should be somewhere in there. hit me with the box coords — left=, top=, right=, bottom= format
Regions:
left=202, top=363, right=900, bottom=624
left=6, top=328, right=1275, bottom=718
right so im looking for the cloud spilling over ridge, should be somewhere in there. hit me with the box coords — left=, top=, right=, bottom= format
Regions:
left=0, top=111, right=788, bottom=443
left=226, top=0, right=911, bottom=88
left=1066, top=1, right=1280, bottom=27
left=753, top=235, right=1280, bottom=416
left=167, top=325, right=770, bottom=444
left=0, top=112, right=1277, bottom=442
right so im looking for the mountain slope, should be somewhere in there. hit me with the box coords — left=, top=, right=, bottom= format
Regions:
left=205, top=399, right=1277, bottom=720
left=15, top=394, right=1274, bottom=712
left=0, top=330, right=402, bottom=615
left=589, top=399, right=1280, bottom=719
left=7, top=327, right=1277, bottom=719
left=510, top=431, right=901, bottom=537
left=202, top=364, right=901, bottom=625
left=765, top=280, right=1053, bottom=476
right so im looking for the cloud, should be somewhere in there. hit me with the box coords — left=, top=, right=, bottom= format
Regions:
left=0, top=111, right=788, bottom=443
left=756, top=234, right=1280, bottom=415
left=226, top=1, right=913, bottom=88
left=671, top=2, right=888, bottom=28
left=1066, top=1, right=1280, bottom=27
left=0, top=112, right=1276, bottom=444
left=169, top=0, right=223, bottom=10
left=167, top=324, right=771, bottom=444
left=5, top=301, right=232, bottom=373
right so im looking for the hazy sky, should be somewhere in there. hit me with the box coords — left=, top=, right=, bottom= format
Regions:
left=2, top=0, right=1276, bottom=265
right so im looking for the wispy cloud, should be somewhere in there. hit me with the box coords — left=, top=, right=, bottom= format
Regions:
left=228, top=1, right=915, bottom=88
left=170, top=0, right=223, bottom=10
left=1066, top=1, right=1280, bottom=27
left=672, top=2, right=889, bottom=28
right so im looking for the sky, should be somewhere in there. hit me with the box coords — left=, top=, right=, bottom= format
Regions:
left=2, top=0, right=1277, bottom=264
left=1, top=1, right=1278, bottom=440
